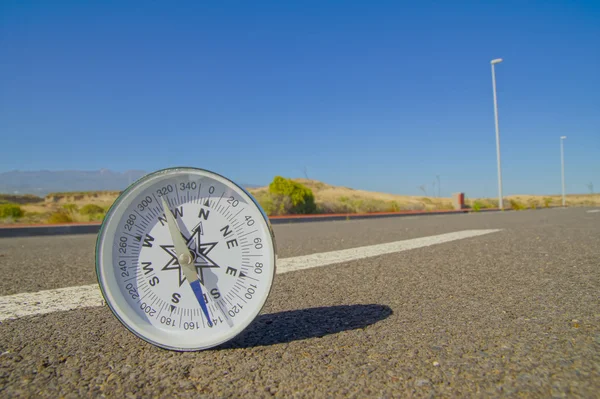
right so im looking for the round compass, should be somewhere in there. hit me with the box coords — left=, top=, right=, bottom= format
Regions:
left=95, top=167, right=277, bottom=351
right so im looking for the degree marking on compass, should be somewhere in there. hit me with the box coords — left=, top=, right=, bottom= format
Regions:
left=242, top=274, right=259, bottom=282
left=151, top=192, right=160, bottom=210
left=133, top=209, right=147, bottom=223
left=196, top=183, right=202, bottom=204
left=229, top=207, right=244, bottom=222
left=238, top=229, right=257, bottom=239
left=199, top=311, right=206, bottom=329
left=215, top=192, right=225, bottom=208
left=148, top=205, right=159, bottom=219
left=124, top=274, right=140, bottom=283
left=233, top=291, right=247, bottom=303
left=156, top=302, right=165, bottom=318
left=139, top=291, right=151, bottom=302
left=174, top=183, right=181, bottom=206
left=151, top=205, right=163, bottom=219
left=216, top=301, right=231, bottom=323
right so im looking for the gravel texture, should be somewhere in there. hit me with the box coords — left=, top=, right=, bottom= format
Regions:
left=0, top=207, right=599, bottom=397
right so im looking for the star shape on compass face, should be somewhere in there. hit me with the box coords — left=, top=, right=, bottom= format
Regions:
left=160, top=223, right=220, bottom=287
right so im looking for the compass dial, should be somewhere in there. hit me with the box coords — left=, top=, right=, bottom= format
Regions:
left=95, top=167, right=277, bottom=351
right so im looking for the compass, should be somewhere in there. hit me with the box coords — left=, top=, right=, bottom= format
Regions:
left=95, top=167, right=277, bottom=351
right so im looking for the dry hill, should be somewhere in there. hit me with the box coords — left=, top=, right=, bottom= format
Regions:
left=1, top=178, right=599, bottom=224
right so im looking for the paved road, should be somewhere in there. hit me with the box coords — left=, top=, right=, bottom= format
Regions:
left=1, top=208, right=599, bottom=397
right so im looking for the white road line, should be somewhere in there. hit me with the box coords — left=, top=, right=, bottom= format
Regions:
left=0, top=229, right=500, bottom=322
left=586, top=210, right=600, bottom=213
left=275, top=229, right=500, bottom=274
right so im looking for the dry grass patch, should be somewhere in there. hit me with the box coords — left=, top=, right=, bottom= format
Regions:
left=248, top=178, right=454, bottom=215
left=3, top=181, right=599, bottom=224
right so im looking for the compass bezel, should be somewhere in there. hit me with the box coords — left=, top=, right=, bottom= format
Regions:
left=95, top=166, right=277, bottom=351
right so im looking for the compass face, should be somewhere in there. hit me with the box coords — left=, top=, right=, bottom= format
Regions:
left=95, top=167, right=276, bottom=351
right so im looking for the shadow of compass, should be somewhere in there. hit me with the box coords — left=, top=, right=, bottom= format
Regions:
left=216, top=304, right=392, bottom=349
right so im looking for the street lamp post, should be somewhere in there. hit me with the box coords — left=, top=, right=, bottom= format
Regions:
left=491, top=58, right=504, bottom=210
left=561, top=136, right=567, bottom=206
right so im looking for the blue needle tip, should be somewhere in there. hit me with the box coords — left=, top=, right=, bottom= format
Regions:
left=189, top=280, right=213, bottom=327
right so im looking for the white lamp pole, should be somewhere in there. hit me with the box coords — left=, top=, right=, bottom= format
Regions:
left=561, top=136, right=567, bottom=206
left=491, top=58, right=504, bottom=210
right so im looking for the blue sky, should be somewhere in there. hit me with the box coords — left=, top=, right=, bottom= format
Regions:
left=1, top=1, right=598, bottom=197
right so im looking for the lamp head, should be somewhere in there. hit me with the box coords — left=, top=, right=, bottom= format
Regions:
left=491, top=58, right=503, bottom=64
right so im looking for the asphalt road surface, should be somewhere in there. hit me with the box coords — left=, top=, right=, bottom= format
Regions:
left=1, top=208, right=599, bottom=397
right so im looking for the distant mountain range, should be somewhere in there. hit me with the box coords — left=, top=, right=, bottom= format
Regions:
left=0, top=170, right=260, bottom=196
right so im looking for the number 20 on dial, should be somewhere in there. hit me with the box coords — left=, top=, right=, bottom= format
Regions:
left=95, top=167, right=277, bottom=351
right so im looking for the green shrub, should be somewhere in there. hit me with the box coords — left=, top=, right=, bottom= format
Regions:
left=268, top=176, right=316, bottom=214
left=528, top=199, right=538, bottom=209
left=261, top=193, right=293, bottom=216
left=79, top=204, right=105, bottom=216
left=47, top=211, right=73, bottom=224
left=0, top=203, right=24, bottom=218
left=472, top=201, right=482, bottom=212
left=543, top=197, right=552, bottom=208
left=62, top=203, right=78, bottom=213
left=509, top=199, right=526, bottom=210
left=387, top=201, right=400, bottom=212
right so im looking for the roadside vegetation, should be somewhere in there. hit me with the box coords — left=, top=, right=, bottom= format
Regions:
left=1, top=180, right=599, bottom=224
left=0, top=192, right=110, bottom=225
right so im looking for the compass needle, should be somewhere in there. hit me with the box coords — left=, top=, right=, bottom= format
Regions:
left=161, top=197, right=212, bottom=326
left=96, top=167, right=276, bottom=351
